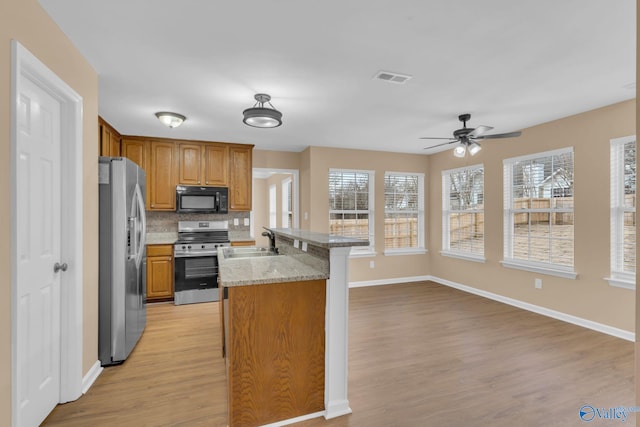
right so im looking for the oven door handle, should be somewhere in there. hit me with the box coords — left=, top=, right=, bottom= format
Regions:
left=174, top=253, right=219, bottom=258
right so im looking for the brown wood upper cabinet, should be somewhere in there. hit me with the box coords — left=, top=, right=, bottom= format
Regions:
left=148, top=141, right=177, bottom=210
left=178, top=142, right=228, bottom=187
left=229, top=146, right=252, bottom=211
left=121, top=138, right=147, bottom=170
left=99, top=117, right=121, bottom=157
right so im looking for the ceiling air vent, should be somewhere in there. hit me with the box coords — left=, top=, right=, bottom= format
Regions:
left=374, top=70, right=412, bottom=84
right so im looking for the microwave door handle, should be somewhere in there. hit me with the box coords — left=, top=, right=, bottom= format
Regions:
left=215, top=192, right=220, bottom=211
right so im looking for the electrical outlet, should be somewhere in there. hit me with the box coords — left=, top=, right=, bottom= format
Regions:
left=233, top=218, right=239, bottom=226
left=369, top=260, right=375, bottom=269
left=243, top=218, right=250, bottom=226
left=535, top=278, right=542, bottom=289
left=294, top=239, right=300, bottom=249
left=302, top=241, right=308, bottom=252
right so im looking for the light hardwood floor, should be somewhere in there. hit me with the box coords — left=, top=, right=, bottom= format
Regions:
left=43, top=281, right=634, bottom=427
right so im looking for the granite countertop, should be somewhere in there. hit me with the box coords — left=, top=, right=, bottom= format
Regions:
left=268, top=228, right=369, bottom=248
left=218, top=249, right=328, bottom=287
left=146, top=232, right=178, bottom=245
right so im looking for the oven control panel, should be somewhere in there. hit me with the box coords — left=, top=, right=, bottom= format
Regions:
left=174, top=241, right=230, bottom=257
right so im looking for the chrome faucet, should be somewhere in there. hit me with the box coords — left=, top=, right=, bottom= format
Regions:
left=261, top=228, right=278, bottom=253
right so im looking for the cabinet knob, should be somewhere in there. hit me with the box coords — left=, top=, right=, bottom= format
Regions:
left=206, top=181, right=209, bottom=184
left=151, top=204, right=155, bottom=207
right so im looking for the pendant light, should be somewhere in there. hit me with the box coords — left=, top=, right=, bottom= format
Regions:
left=243, top=93, right=283, bottom=128
left=155, top=112, right=186, bottom=128
left=453, top=144, right=466, bottom=158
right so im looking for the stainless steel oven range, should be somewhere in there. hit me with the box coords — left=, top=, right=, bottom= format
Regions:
left=174, top=220, right=230, bottom=305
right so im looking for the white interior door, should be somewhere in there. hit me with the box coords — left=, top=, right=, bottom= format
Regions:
left=15, top=70, right=62, bottom=426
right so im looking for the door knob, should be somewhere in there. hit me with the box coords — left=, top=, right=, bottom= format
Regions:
left=53, top=262, right=68, bottom=273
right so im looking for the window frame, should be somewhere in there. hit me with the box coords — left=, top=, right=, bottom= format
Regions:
left=502, top=147, right=577, bottom=279
left=383, top=172, right=426, bottom=256
left=607, top=135, right=636, bottom=289
left=441, top=164, right=485, bottom=263
left=328, top=168, right=376, bottom=256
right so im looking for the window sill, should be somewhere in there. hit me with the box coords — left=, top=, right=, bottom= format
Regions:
left=349, top=250, right=377, bottom=259
left=440, top=250, right=486, bottom=263
left=605, top=276, right=635, bottom=289
left=501, top=259, right=577, bottom=279
left=384, top=248, right=427, bottom=256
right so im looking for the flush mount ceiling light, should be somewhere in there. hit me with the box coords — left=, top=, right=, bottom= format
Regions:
left=242, top=93, right=282, bottom=128
left=155, top=111, right=186, bottom=128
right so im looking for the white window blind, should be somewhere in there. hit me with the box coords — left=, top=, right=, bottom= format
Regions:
left=503, top=148, right=575, bottom=277
left=442, top=165, right=484, bottom=259
left=329, top=169, right=374, bottom=252
left=609, top=136, right=636, bottom=288
left=282, top=177, right=293, bottom=228
left=384, top=172, right=424, bottom=252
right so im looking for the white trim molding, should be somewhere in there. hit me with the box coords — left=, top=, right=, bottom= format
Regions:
left=350, top=275, right=431, bottom=288
left=81, top=361, right=103, bottom=394
left=429, top=275, right=634, bottom=342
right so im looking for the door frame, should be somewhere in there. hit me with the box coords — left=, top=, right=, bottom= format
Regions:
left=10, top=40, right=84, bottom=423
left=252, top=168, right=300, bottom=238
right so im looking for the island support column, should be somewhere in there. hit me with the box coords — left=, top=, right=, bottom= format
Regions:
left=324, top=246, right=352, bottom=419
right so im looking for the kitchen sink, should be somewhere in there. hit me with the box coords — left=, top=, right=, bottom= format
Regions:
left=221, top=246, right=280, bottom=259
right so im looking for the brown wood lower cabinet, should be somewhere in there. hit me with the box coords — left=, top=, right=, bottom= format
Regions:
left=230, top=240, right=256, bottom=247
left=146, top=244, right=174, bottom=302
left=223, top=280, right=325, bottom=427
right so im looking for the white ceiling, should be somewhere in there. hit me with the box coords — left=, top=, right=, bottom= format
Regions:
left=39, top=0, right=636, bottom=154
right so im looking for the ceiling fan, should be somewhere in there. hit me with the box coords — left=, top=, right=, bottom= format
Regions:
left=421, top=114, right=522, bottom=157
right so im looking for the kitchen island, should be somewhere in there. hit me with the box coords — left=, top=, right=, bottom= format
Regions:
left=218, top=229, right=368, bottom=427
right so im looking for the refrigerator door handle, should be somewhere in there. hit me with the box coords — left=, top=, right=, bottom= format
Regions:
left=133, top=183, right=146, bottom=269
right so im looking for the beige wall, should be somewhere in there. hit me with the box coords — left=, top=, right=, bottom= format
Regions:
left=429, top=99, right=635, bottom=332
left=1, top=0, right=99, bottom=424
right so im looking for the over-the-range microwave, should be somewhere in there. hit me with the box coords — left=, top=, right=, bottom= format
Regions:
left=176, top=185, right=228, bottom=214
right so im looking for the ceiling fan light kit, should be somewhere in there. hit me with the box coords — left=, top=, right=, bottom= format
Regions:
left=243, top=93, right=283, bottom=128
left=155, top=111, right=186, bottom=128
left=453, top=144, right=466, bottom=158
left=421, top=113, right=522, bottom=158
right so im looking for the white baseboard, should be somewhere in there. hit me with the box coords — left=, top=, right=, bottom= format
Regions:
left=260, top=411, right=325, bottom=426
left=428, top=275, right=635, bottom=342
left=349, top=275, right=431, bottom=288
left=82, top=360, right=103, bottom=394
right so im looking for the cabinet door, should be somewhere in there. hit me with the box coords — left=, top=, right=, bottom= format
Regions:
left=228, top=146, right=252, bottom=211
left=146, top=246, right=174, bottom=300
left=109, top=133, right=121, bottom=156
left=121, top=139, right=147, bottom=169
left=178, top=143, right=203, bottom=185
left=100, top=124, right=121, bottom=157
left=203, top=144, right=228, bottom=186
left=149, top=141, right=177, bottom=210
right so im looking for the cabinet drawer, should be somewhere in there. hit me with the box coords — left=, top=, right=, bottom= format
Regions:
left=147, top=244, right=174, bottom=257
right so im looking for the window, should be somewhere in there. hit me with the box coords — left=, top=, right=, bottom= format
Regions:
left=282, top=177, right=293, bottom=228
left=442, top=165, right=484, bottom=261
left=503, top=147, right=576, bottom=278
left=608, top=136, right=636, bottom=288
left=384, top=173, right=425, bottom=254
left=269, top=184, right=276, bottom=228
left=329, top=169, right=375, bottom=254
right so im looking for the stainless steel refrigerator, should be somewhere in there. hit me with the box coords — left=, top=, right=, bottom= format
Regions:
left=98, top=157, right=147, bottom=366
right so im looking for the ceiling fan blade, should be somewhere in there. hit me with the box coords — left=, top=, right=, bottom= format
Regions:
left=468, top=125, right=493, bottom=138
left=419, top=137, right=455, bottom=140
left=423, top=140, right=458, bottom=150
left=475, top=131, right=522, bottom=140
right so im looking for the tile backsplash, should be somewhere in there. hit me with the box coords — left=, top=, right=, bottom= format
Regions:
left=146, top=211, right=251, bottom=240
